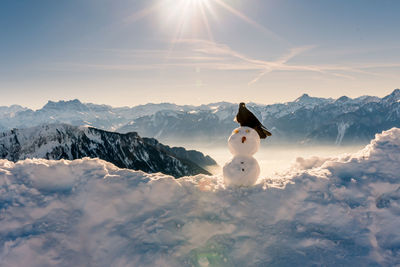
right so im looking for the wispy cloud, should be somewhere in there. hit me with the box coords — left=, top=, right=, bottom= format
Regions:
left=48, top=39, right=400, bottom=85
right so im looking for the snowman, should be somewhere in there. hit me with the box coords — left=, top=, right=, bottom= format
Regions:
left=223, top=126, right=260, bottom=186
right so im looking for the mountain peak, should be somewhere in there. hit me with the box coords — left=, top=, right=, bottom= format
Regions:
left=293, top=93, right=330, bottom=105
left=295, top=93, right=311, bottom=102
left=43, top=99, right=88, bottom=111
left=383, top=89, right=400, bottom=103
left=335, top=96, right=350, bottom=103
left=390, top=88, right=400, bottom=96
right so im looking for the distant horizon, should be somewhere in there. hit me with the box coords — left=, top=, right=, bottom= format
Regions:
left=2, top=87, right=399, bottom=110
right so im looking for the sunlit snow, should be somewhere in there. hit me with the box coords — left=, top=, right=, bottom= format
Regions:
left=1, top=128, right=400, bottom=266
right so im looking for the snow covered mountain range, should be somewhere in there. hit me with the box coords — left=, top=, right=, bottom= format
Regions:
left=1, top=128, right=400, bottom=266
left=0, top=124, right=216, bottom=178
left=1, top=89, right=399, bottom=144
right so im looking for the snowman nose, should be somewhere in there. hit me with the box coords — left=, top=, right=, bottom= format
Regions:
left=241, top=136, right=247, bottom=143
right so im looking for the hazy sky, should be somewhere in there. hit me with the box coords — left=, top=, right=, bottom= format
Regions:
left=1, top=0, right=399, bottom=109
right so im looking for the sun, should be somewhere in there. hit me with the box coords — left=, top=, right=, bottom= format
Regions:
left=183, top=0, right=210, bottom=4
left=126, top=0, right=266, bottom=44
left=160, top=0, right=215, bottom=41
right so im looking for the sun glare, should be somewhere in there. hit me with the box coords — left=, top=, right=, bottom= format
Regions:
left=126, top=0, right=271, bottom=53
left=159, top=0, right=215, bottom=41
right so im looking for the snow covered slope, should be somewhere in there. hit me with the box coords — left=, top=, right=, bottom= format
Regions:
left=1, top=128, right=399, bottom=266
left=0, top=124, right=216, bottom=178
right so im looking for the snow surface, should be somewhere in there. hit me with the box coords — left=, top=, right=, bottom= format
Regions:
left=1, top=128, right=400, bottom=266
left=335, top=122, right=350, bottom=145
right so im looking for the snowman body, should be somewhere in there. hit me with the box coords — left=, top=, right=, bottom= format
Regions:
left=223, top=127, right=260, bottom=186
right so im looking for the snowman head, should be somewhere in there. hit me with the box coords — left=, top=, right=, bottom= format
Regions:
left=228, top=126, right=260, bottom=156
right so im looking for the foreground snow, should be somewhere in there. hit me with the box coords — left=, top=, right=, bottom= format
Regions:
left=1, top=129, right=400, bottom=266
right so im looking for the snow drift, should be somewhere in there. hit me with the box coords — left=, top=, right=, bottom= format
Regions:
left=1, top=128, right=400, bottom=266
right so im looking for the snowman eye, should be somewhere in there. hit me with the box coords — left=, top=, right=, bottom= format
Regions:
left=234, top=129, right=239, bottom=134
left=245, top=129, right=250, bottom=133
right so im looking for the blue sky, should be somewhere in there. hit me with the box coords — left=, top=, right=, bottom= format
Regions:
left=1, top=0, right=399, bottom=108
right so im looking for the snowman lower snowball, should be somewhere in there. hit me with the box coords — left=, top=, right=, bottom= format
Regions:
left=223, top=126, right=261, bottom=186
